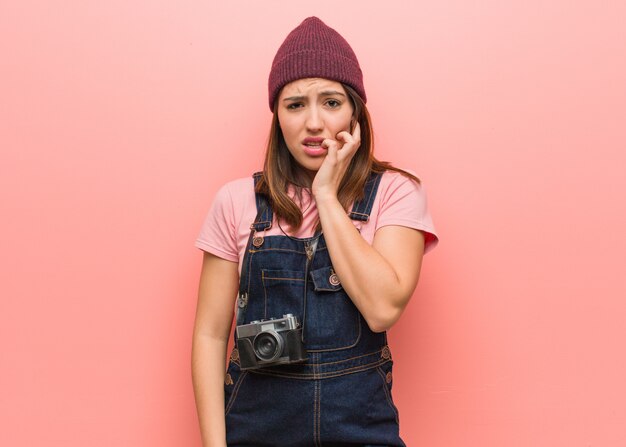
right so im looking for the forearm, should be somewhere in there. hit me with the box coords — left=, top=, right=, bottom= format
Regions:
left=191, top=334, right=229, bottom=447
left=315, top=194, right=408, bottom=332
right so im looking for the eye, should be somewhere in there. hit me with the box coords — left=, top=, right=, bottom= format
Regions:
left=325, top=99, right=341, bottom=108
left=286, top=102, right=303, bottom=110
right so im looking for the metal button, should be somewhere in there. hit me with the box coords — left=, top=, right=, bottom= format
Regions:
left=224, top=373, right=233, bottom=385
left=329, top=273, right=341, bottom=286
left=381, top=346, right=391, bottom=360
left=386, top=372, right=393, bottom=384
left=230, top=348, right=239, bottom=362
left=252, top=236, right=264, bottom=247
left=237, top=293, right=248, bottom=308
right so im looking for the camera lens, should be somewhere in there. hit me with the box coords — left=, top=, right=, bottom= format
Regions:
left=253, top=330, right=284, bottom=363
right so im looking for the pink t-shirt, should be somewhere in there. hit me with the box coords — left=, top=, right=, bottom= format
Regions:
left=196, top=171, right=438, bottom=271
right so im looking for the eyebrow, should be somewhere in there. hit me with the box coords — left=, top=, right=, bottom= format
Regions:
left=282, top=90, right=347, bottom=101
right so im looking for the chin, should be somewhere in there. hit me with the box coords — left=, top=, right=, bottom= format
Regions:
left=304, top=162, right=323, bottom=174
left=293, top=157, right=321, bottom=171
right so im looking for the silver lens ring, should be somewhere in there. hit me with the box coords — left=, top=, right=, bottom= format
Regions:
left=253, top=330, right=284, bottom=363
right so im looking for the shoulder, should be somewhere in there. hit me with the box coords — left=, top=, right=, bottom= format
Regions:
left=212, top=176, right=255, bottom=207
left=205, top=176, right=257, bottom=225
left=218, top=176, right=255, bottom=197
left=377, top=169, right=425, bottom=200
left=374, top=169, right=439, bottom=252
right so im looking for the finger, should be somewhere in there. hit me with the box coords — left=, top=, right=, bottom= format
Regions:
left=351, top=121, right=361, bottom=141
left=336, top=130, right=351, bottom=142
left=335, top=132, right=356, bottom=151
left=322, top=138, right=339, bottom=161
left=337, top=122, right=361, bottom=146
left=336, top=133, right=360, bottom=158
left=322, top=138, right=339, bottom=151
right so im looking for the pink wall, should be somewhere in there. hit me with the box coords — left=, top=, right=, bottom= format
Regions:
left=2, top=1, right=625, bottom=445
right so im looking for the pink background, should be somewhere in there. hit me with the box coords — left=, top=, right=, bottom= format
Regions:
left=2, top=1, right=625, bottom=445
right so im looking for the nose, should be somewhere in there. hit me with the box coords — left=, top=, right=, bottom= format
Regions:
left=305, top=105, right=323, bottom=133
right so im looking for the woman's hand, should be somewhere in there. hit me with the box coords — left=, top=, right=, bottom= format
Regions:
left=311, top=122, right=361, bottom=200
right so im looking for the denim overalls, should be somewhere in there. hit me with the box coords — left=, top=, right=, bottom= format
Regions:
left=224, top=172, right=405, bottom=447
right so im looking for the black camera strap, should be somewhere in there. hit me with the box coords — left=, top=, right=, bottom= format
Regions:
left=301, top=231, right=321, bottom=343
left=235, top=201, right=269, bottom=327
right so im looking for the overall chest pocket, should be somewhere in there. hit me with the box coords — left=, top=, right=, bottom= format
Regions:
left=305, top=265, right=361, bottom=351
left=261, top=269, right=305, bottom=320
left=261, top=266, right=361, bottom=351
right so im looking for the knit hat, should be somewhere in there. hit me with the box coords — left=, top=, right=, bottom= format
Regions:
left=268, top=17, right=366, bottom=111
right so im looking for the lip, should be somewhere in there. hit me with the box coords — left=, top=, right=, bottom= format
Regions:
left=302, top=145, right=327, bottom=157
left=303, top=137, right=325, bottom=145
left=301, top=137, right=327, bottom=157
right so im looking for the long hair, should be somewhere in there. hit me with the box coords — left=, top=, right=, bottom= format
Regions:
left=256, top=83, right=420, bottom=230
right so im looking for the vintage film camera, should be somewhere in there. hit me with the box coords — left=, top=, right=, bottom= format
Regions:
left=235, top=314, right=307, bottom=370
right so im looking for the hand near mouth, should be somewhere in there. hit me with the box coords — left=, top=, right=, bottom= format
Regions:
left=312, top=122, right=361, bottom=201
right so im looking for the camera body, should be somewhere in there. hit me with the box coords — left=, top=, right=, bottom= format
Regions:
left=235, top=314, right=307, bottom=370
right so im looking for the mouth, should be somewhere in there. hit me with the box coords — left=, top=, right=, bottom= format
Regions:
left=302, top=137, right=325, bottom=147
left=301, top=137, right=327, bottom=156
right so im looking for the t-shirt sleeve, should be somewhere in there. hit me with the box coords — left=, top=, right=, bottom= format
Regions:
left=376, top=173, right=439, bottom=253
left=195, top=183, right=239, bottom=262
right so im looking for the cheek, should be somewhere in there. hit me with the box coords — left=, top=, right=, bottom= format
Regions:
left=332, top=114, right=353, bottom=132
left=339, top=107, right=354, bottom=127
left=277, top=117, right=297, bottom=140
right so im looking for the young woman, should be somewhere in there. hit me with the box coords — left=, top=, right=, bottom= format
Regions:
left=192, top=17, right=438, bottom=446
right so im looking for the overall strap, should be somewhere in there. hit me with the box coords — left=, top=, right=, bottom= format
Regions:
left=237, top=172, right=272, bottom=326
left=235, top=220, right=259, bottom=326
left=251, top=172, right=273, bottom=231
left=236, top=172, right=271, bottom=326
left=348, top=171, right=383, bottom=222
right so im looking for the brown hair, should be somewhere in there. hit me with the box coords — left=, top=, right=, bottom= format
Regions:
left=256, top=83, right=420, bottom=230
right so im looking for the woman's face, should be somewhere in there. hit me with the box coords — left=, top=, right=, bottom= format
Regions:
left=277, top=78, right=354, bottom=178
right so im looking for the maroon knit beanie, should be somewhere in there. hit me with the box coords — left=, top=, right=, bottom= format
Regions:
left=268, top=17, right=366, bottom=111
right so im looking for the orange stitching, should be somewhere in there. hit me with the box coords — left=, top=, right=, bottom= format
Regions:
left=314, top=350, right=378, bottom=365
left=307, top=315, right=361, bottom=352
left=225, top=370, right=248, bottom=415
left=249, top=359, right=388, bottom=380
left=313, top=377, right=320, bottom=446
left=302, top=347, right=385, bottom=367
left=249, top=248, right=308, bottom=255
left=263, top=277, right=305, bottom=281
left=261, top=270, right=268, bottom=319
left=261, top=268, right=303, bottom=276
left=314, top=354, right=322, bottom=447
left=317, top=380, right=322, bottom=447
left=376, top=366, right=399, bottom=424
left=244, top=251, right=254, bottom=302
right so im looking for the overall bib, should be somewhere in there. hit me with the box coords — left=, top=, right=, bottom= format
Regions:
left=224, top=172, right=405, bottom=447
